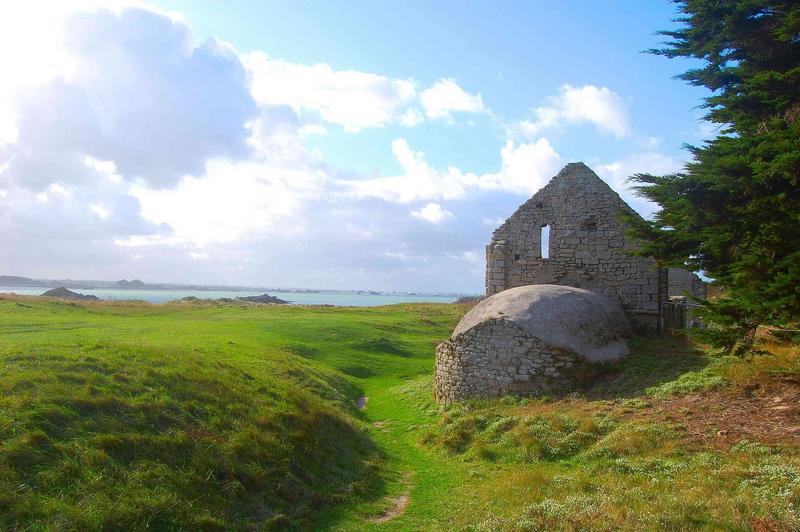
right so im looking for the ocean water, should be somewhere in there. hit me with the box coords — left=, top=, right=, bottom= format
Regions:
left=0, top=285, right=458, bottom=306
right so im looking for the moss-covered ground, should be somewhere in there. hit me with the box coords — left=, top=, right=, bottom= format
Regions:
left=1, top=295, right=798, bottom=530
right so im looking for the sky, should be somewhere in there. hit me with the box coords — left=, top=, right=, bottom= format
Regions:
left=0, top=0, right=713, bottom=293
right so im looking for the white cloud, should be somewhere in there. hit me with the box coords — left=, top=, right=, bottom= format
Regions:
left=399, top=108, right=424, bottom=127
left=0, top=1, right=76, bottom=144
left=482, top=216, right=505, bottom=226
left=384, top=251, right=410, bottom=260
left=411, top=202, right=452, bottom=224
left=245, top=60, right=487, bottom=130
left=597, top=151, right=685, bottom=218
left=638, top=136, right=661, bottom=149
left=341, top=138, right=477, bottom=203
left=516, top=84, right=629, bottom=138
left=245, top=52, right=417, bottom=132
left=1, top=7, right=257, bottom=190
left=298, top=124, right=328, bottom=138
left=0, top=3, right=689, bottom=295
left=130, top=157, right=326, bottom=246
left=0, top=174, right=164, bottom=245
left=480, top=138, right=562, bottom=194
left=90, top=203, right=111, bottom=219
left=0, top=4, right=502, bottom=292
left=341, top=137, right=561, bottom=203
left=420, top=79, right=485, bottom=120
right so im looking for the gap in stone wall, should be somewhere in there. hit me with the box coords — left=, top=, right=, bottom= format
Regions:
left=540, top=224, right=550, bottom=259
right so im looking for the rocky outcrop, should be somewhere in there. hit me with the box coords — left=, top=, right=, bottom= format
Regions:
left=41, top=287, right=100, bottom=301
left=236, top=294, right=288, bottom=304
left=175, top=294, right=288, bottom=305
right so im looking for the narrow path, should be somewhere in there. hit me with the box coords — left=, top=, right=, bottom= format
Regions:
left=370, top=472, right=414, bottom=524
left=325, top=382, right=472, bottom=530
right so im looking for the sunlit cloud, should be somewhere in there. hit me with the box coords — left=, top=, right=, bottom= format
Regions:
left=514, top=84, right=629, bottom=138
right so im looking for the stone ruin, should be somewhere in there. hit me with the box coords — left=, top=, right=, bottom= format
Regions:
left=434, top=285, right=631, bottom=403
left=434, top=162, right=705, bottom=402
left=485, top=162, right=703, bottom=331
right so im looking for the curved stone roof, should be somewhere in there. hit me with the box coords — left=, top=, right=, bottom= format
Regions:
left=453, top=285, right=632, bottom=362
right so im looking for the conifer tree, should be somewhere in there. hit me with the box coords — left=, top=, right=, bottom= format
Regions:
left=627, top=0, right=800, bottom=346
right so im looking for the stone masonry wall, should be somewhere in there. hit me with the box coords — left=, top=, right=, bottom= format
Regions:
left=485, top=163, right=664, bottom=330
left=434, top=319, right=586, bottom=403
left=668, top=268, right=707, bottom=299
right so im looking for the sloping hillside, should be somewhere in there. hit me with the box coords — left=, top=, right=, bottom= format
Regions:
left=0, top=296, right=462, bottom=528
left=1, top=295, right=798, bottom=530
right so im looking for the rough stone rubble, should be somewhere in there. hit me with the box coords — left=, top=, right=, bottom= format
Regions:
left=435, top=284, right=631, bottom=403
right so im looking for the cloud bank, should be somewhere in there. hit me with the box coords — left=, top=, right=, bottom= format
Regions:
left=0, top=5, right=686, bottom=293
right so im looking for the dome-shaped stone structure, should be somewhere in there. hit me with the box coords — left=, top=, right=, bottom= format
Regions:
left=434, top=285, right=632, bottom=402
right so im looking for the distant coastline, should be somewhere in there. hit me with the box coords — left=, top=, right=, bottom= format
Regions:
left=0, top=275, right=469, bottom=299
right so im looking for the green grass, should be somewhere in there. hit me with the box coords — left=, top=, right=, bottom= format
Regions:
left=0, top=297, right=462, bottom=529
left=1, top=295, right=799, bottom=530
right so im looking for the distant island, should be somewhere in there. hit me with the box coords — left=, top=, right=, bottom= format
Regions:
left=236, top=294, right=288, bottom=304
left=0, top=275, right=39, bottom=285
left=177, top=294, right=288, bottom=305
left=115, top=279, right=146, bottom=288
left=41, top=287, right=100, bottom=301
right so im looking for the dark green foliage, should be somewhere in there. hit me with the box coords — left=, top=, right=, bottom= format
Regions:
left=627, top=0, right=800, bottom=345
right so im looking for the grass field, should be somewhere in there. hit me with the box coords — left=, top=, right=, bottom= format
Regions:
left=1, top=295, right=798, bottom=530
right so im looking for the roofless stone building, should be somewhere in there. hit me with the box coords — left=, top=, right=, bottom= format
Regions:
left=434, top=162, right=706, bottom=402
left=485, top=162, right=666, bottom=330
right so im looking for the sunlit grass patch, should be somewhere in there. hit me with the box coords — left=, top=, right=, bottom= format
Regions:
left=0, top=297, right=468, bottom=529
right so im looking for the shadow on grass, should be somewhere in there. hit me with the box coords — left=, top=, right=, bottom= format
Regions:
left=353, top=337, right=414, bottom=358
left=341, top=365, right=377, bottom=379
left=580, top=335, right=711, bottom=400
left=282, top=343, right=321, bottom=359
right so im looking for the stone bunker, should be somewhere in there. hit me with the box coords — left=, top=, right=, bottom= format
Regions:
left=434, top=285, right=631, bottom=403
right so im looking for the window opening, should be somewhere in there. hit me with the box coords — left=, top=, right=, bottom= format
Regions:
left=540, top=224, right=550, bottom=259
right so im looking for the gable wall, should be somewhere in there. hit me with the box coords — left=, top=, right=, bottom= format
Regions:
left=485, top=163, right=664, bottom=329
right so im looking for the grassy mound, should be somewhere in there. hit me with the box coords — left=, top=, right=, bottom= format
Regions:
left=0, top=297, right=431, bottom=529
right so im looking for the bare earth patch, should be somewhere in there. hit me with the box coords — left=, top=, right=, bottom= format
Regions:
left=511, top=379, right=800, bottom=451
left=371, top=420, right=390, bottom=433
left=356, top=396, right=368, bottom=410
left=643, top=380, right=800, bottom=449
left=370, top=472, right=414, bottom=524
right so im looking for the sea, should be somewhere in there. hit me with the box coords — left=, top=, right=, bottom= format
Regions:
left=0, top=285, right=459, bottom=306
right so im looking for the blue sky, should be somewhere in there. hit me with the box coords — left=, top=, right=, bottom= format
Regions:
left=152, top=0, right=707, bottom=172
left=0, top=1, right=711, bottom=293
